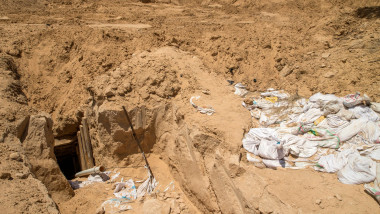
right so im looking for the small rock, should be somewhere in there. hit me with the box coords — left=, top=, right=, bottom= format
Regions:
left=157, top=192, right=165, bottom=200
left=253, top=202, right=259, bottom=210
left=9, top=152, right=22, bottom=161
left=163, top=193, right=169, bottom=200
left=141, top=90, right=150, bottom=100
left=173, top=207, right=181, bottom=214
left=324, top=71, right=335, bottom=78
left=243, top=98, right=253, bottom=105
left=280, top=65, right=293, bottom=77
left=202, top=90, right=210, bottom=95
left=210, top=35, right=221, bottom=40
left=263, top=44, right=271, bottom=49
left=95, top=206, right=105, bottom=214
left=177, top=197, right=184, bottom=204
left=335, top=194, right=342, bottom=201
left=85, top=96, right=93, bottom=104
left=324, top=41, right=332, bottom=49
left=117, top=91, right=125, bottom=96
left=15, top=172, right=29, bottom=179
left=0, top=172, right=11, bottom=180
left=105, top=90, right=114, bottom=97
left=342, top=58, right=347, bottom=63
left=6, top=48, right=21, bottom=57
left=321, top=53, right=330, bottom=58
left=123, top=82, right=132, bottom=93
left=315, top=199, right=322, bottom=205
left=320, top=64, right=326, bottom=68
left=179, top=202, right=186, bottom=210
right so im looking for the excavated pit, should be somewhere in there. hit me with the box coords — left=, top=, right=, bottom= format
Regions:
left=6, top=44, right=380, bottom=213
left=54, top=138, right=81, bottom=180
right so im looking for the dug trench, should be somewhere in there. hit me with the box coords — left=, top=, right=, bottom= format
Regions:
left=2, top=45, right=378, bottom=213
left=49, top=47, right=256, bottom=213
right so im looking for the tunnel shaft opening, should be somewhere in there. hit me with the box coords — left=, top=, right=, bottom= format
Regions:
left=54, top=139, right=81, bottom=180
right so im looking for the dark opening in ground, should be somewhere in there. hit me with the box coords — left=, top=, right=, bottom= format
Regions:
left=54, top=139, right=81, bottom=180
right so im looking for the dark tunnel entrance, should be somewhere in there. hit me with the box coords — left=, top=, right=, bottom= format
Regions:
left=54, top=138, right=81, bottom=180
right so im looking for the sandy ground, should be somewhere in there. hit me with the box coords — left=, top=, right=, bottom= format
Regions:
left=0, top=0, right=380, bottom=213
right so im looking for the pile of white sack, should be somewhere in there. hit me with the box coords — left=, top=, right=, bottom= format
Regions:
left=239, top=86, right=380, bottom=187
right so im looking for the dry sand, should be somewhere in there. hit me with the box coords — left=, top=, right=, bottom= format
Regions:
left=0, top=0, right=379, bottom=213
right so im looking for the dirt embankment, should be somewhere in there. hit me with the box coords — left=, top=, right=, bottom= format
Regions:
left=0, top=0, right=379, bottom=213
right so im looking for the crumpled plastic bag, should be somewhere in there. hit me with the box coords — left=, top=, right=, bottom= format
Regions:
left=257, top=139, right=285, bottom=160
left=190, top=96, right=215, bottom=115
left=242, top=128, right=278, bottom=155
left=343, top=92, right=370, bottom=108
left=280, top=134, right=317, bottom=158
left=371, top=102, right=380, bottom=113
left=360, top=145, right=380, bottom=161
left=259, top=112, right=279, bottom=127
left=322, top=100, right=342, bottom=115
left=325, top=115, right=350, bottom=129
left=101, top=199, right=132, bottom=213
left=315, top=149, right=356, bottom=173
left=364, top=163, right=380, bottom=204
left=296, top=108, right=324, bottom=124
left=261, top=89, right=289, bottom=99
left=262, top=159, right=292, bottom=168
left=309, top=93, right=342, bottom=106
left=234, top=83, right=248, bottom=97
left=348, top=105, right=379, bottom=122
left=338, top=118, right=368, bottom=142
left=361, top=121, right=380, bottom=143
left=338, top=153, right=376, bottom=184
left=114, top=179, right=137, bottom=200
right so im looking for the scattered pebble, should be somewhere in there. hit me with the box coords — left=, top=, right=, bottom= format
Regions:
left=6, top=48, right=21, bottom=57
left=280, top=65, right=293, bottom=77
left=315, top=199, right=322, bottom=205
left=95, top=206, right=105, bottom=214
left=324, top=71, right=335, bottom=78
left=202, top=90, right=210, bottom=95
left=15, top=172, right=29, bottom=179
left=322, top=53, right=330, bottom=58
left=335, top=194, right=342, bottom=201
left=9, top=152, right=22, bottom=161
left=0, top=172, right=11, bottom=180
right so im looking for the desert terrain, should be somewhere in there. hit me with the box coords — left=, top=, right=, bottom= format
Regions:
left=0, top=0, right=379, bottom=213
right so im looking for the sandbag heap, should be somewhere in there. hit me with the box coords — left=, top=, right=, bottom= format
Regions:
left=240, top=88, right=380, bottom=185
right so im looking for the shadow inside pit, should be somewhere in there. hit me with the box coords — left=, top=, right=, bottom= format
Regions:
left=356, top=6, right=380, bottom=19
